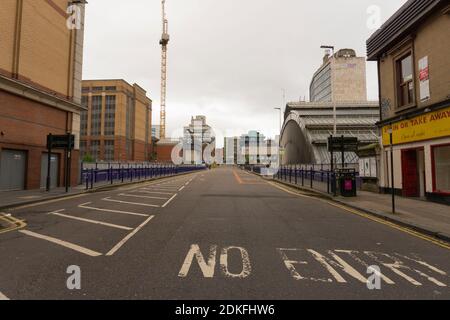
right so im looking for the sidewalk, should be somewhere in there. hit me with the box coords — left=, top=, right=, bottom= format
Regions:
left=267, top=173, right=450, bottom=243
left=0, top=171, right=199, bottom=211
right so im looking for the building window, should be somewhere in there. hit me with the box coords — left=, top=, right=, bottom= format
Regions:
left=396, top=53, right=414, bottom=108
left=105, top=86, right=116, bottom=91
left=104, top=140, right=115, bottom=161
left=104, top=95, right=116, bottom=136
left=80, top=140, right=87, bottom=158
left=91, top=96, right=102, bottom=136
left=92, top=86, right=103, bottom=92
left=433, top=145, right=450, bottom=193
left=80, top=96, right=88, bottom=137
left=82, top=87, right=90, bottom=93
left=90, top=140, right=100, bottom=161
left=125, top=95, right=134, bottom=160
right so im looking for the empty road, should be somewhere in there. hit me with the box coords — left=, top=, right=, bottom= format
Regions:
left=1, top=167, right=450, bottom=300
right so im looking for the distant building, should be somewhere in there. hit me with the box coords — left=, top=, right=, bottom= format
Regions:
left=80, top=80, right=152, bottom=162
left=0, top=1, right=86, bottom=190
left=310, top=48, right=367, bottom=103
left=281, top=101, right=380, bottom=165
left=152, top=125, right=161, bottom=140
left=367, top=0, right=450, bottom=203
left=224, top=132, right=277, bottom=165
left=182, top=116, right=215, bottom=164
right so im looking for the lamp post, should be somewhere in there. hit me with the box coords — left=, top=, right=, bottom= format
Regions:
left=388, top=127, right=396, bottom=214
left=274, top=107, right=282, bottom=167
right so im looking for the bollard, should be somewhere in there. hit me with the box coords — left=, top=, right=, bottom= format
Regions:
left=327, top=171, right=330, bottom=194
left=85, top=170, right=89, bottom=190
left=301, top=168, right=304, bottom=186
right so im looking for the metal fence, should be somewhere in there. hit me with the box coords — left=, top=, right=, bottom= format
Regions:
left=80, top=162, right=206, bottom=190
left=244, top=164, right=362, bottom=196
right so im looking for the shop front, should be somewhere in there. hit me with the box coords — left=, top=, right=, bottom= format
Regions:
left=381, top=106, right=450, bottom=204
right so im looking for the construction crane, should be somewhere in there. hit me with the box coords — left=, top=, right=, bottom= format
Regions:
left=159, top=0, right=170, bottom=139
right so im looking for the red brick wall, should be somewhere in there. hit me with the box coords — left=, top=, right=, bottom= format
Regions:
left=156, top=144, right=177, bottom=163
left=0, top=90, right=79, bottom=189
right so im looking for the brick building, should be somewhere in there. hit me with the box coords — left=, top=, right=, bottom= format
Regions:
left=0, top=0, right=86, bottom=190
left=367, top=0, right=450, bottom=203
left=80, top=80, right=153, bottom=162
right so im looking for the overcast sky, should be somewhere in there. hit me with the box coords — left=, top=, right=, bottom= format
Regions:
left=83, top=0, right=407, bottom=146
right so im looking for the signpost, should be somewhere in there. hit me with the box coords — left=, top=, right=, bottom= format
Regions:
left=46, top=133, right=75, bottom=192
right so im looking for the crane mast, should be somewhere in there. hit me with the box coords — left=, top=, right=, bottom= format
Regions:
left=159, top=0, right=169, bottom=139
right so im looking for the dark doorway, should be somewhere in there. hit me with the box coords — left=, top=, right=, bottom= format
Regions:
left=401, top=148, right=425, bottom=197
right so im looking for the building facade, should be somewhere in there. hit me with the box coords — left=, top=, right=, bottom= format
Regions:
left=310, top=49, right=367, bottom=103
left=80, top=80, right=152, bottom=162
left=281, top=101, right=380, bottom=165
left=182, top=116, right=215, bottom=164
left=367, top=0, right=450, bottom=203
left=0, top=0, right=86, bottom=190
left=152, top=125, right=161, bottom=140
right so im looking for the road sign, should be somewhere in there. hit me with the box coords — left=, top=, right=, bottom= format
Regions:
left=327, top=136, right=358, bottom=152
left=47, top=134, right=75, bottom=150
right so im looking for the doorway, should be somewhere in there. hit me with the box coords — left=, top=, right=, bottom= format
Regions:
left=401, top=148, right=425, bottom=197
left=40, top=153, right=60, bottom=189
left=0, top=149, right=27, bottom=191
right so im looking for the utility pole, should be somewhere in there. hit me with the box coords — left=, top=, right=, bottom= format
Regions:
left=159, top=0, right=170, bottom=139
left=320, top=45, right=336, bottom=135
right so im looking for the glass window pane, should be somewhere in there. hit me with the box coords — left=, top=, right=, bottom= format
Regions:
left=401, top=55, right=412, bottom=82
left=434, top=145, right=450, bottom=193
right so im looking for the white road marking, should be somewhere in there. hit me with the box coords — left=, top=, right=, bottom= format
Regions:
left=106, top=215, right=155, bottom=256
left=78, top=202, right=149, bottom=217
left=178, top=186, right=185, bottom=191
left=0, top=291, right=9, bottom=300
left=102, top=197, right=160, bottom=207
left=118, top=193, right=169, bottom=200
left=143, top=187, right=179, bottom=191
left=46, top=209, right=66, bottom=215
left=179, top=244, right=217, bottom=278
left=162, top=194, right=178, bottom=208
left=219, top=246, right=252, bottom=279
left=136, top=190, right=174, bottom=195
left=19, top=230, right=102, bottom=257
left=49, top=212, right=133, bottom=231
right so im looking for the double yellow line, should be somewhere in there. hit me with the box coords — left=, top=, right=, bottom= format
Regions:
left=0, top=213, right=27, bottom=234
left=267, top=181, right=450, bottom=251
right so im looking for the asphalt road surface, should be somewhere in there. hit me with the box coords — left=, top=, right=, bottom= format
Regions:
left=1, top=167, right=450, bottom=300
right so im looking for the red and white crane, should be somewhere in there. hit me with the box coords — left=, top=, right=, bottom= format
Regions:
left=159, top=0, right=170, bottom=139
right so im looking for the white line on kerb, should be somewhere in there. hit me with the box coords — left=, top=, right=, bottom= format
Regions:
left=78, top=202, right=149, bottom=217
left=162, top=194, right=178, bottom=208
left=19, top=230, right=102, bottom=257
left=118, top=193, right=169, bottom=200
left=106, top=215, right=154, bottom=256
left=0, top=291, right=9, bottom=300
left=49, top=212, right=133, bottom=231
left=102, top=197, right=160, bottom=207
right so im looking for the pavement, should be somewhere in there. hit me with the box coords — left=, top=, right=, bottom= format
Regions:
left=0, top=167, right=450, bottom=300
left=0, top=171, right=199, bottom=212
left=270, top=175, right=450, bottom=243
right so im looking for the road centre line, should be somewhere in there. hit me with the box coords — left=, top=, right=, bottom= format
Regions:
left=0, top=291, right=9, bottom=300
left=48, top=211, right=133, bottom=231
left=19, top=230, right=102, bottom=257
left=78, top=202, right=149, bottom=217
left=106, top=215, right=155, bottom=256
left=102, top=197, right=160, bottom=207
left=178, top=186, right=185, bottom=191
left=268, top=181, right=450, bottom=251
left=162, top=194, right=178, bottom=208
left=118, top=193, right=169, bottom=200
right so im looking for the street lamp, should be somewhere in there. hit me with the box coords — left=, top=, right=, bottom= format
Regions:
left=388, top=127, right=396, bottom=214
left=274, top=107, right=282, bottom=168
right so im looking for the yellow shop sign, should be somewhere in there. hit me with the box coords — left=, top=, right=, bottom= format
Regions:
left=382, top=106, right=450, bottom=146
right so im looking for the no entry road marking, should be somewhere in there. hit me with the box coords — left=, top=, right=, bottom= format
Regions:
left=102, top=197, right=160, bottom=207
left=106, top=215, right=155, bottom=256
left=19, top=230, right=102, bottom=257
left=49, top=211, right=133, bottom=231
left=78, top=202, right=150, bottom=217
